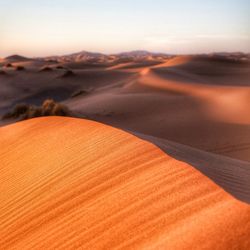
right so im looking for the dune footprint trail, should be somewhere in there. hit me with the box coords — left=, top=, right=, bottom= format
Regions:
left=0, top=117, right=249, bottom=249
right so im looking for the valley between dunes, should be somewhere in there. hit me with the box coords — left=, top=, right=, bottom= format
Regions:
left=0, top=117, right=250, bottom=249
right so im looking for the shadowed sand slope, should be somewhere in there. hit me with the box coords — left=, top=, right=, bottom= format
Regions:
left=133, top=132, right=250, bottom=203
left=67, top=55, right=250, bottom=161
left=1, top=54, right=250, bottom=161
left=0, top=117, right=249, bottom=249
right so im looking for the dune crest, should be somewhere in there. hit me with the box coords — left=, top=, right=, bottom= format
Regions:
left=0, top=117, right=249, bottom=249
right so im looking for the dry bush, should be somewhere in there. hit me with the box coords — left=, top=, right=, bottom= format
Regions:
left=5, top=63, right=13, bottom=68
left=24, top=106, right=42, bottom=119
left=2, top=99, right=72, bottom=121
left=61, top=70, right=75, bottom=78
left=42, top=99, right=70, bottom=116
left=52, top=103, right=70, bottom=116
left=2, top=103, right=29, bottom=119
left=42, top=99, right=55, bottom=115
left=15, top=66, right=25, bottom=71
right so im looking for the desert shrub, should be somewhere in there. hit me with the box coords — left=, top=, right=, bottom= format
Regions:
left=5, top=63, right=13, bottom=68
left=25, top=106, right=42, bottom=119
left=41, top=99, right=70, bottom=116
left=2, top=99, right=72, bottom=121
left=52, top=103, right=70, bottom=116
left=2, top=103, right=29, bottom=119
left=15, top=66, right=25, bottom=71
left=61, top=70, right=75, bottom=78
left=42, top=99, right=56, bottom=115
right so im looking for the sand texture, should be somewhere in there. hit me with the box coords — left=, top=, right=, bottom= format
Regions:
left=0, top=117, right=249, bottom=249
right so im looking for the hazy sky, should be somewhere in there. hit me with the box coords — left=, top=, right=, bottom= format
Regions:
left=0, top=0, right=249, bottom=57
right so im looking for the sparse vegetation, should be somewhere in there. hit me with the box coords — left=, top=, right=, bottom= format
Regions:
left=5, top=63, right=13, bottom=68
left=41, top=99, right=70, bottom=116
left=2, top=99, right=73, bottom=121
left=24, top=106, right=42, bottom=119
left=2, top=103, right=29, bottom=119
left=61, top=69, right=75, bottom=78
left=15, top=66, right=25, bottom=71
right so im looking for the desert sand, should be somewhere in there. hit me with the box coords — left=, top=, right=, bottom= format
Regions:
left=0, top=52, right=250, bottom=249
left=0, top=117, right=249, bottom=249
left=1, top=53, right=250, bottom=160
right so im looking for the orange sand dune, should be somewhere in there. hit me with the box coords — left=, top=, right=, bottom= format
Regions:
left=0, top=117, right=249, bottom=249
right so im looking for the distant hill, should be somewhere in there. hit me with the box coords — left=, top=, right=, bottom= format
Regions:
left=116, top=50, right=169, bottom=57
left=4, top=55, right=30, bottom=62
left=4, top=51, right=249, bottom=64
left=43, top=50, right=174, bottom=63
left=44, top=51, right=109, bottom=63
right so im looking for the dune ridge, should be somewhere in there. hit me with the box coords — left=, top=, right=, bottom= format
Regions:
left=0, top=117, right=249, bottom=249
left=1, top=54, right=250, bottom=161
left=133, top=131, right=250, bottom=203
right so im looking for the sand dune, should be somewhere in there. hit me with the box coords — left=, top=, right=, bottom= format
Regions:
left=133, top=131, right=250, bottom=203
left=67, top=66, right=250, bottom=161
left=4, top=55, right=30, bottom=62
left=1, top=54, right=250, bottom=161
left=151, top=56, right=250, bottom=86
left=0, top=68, right=135, bottom=115
left=1, top=53, right=250, bottom=248
left=0, top=117, right=249, bottom=249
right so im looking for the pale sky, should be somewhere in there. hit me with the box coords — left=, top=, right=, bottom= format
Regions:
left=0, top=0, right=249, bottom=57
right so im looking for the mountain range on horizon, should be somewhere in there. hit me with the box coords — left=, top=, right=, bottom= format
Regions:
left=2, top=50, right=250, bottom=63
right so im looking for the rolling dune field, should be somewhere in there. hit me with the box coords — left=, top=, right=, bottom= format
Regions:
left=0, top=52, right=250, bottom=249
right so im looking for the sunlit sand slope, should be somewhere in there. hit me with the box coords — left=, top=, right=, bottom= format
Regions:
left=0, top=117, right=249, bottom=249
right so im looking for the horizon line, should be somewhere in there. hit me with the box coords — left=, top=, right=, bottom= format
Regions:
left=2, top=50, right=249, bottom=59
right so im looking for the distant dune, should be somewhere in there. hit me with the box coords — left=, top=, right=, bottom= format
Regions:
left=0, top=117, right=249, bottom=249
left=4, top=54, right=31, bottom=62
left=1, top=52, right=250, bottom=248
left=1, top=53, right=250, bottom=161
